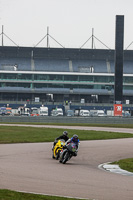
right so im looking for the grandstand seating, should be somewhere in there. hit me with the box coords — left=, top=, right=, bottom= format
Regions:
left=72, top=60, right=108, bottom=73
left=101, top=60, right=133, bottom=74
left=109, top=61, right=115, bottom=73
left=34, top=58, right=69, bottom=72
left=123, top=61, right=133, bottom=74
left=0, top=57, right=133, bottom=74
left=0, top=58, right=31, bottom=71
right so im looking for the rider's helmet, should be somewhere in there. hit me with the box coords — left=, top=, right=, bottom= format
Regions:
left=63, top=131, right=68, bottom=136
left=73, top=134, right=78, bottom=142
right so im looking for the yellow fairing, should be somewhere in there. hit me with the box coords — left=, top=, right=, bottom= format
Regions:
left=53, top=139, right=65, bottom=159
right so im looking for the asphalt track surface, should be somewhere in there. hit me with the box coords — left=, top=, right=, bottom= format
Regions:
left=0, top=124, right=133, bottom=200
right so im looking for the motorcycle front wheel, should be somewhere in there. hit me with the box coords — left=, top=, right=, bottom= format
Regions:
left=56, top=150, right=61, bottom=160
left=52, top=151, right=55, bottom=159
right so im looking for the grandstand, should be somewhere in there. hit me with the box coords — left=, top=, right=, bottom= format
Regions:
left=0, top=46, right=133, bottom=105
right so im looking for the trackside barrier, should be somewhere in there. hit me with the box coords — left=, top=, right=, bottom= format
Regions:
left=0, top=116, right=133, bottom=124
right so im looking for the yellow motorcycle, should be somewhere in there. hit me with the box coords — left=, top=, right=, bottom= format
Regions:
left=52, top=139, right=65, bottom=160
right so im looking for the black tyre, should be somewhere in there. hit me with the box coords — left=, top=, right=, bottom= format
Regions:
left=56, top=150, right=61, bottom=160
left=52, top=152, right=55, bottom=159
left=62, top=152, right=69, bottom=164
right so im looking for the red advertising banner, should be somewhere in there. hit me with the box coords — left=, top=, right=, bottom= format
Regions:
left=114, top=104, right=122, bottom=116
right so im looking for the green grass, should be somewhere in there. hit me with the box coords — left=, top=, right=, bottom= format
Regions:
left=0, top=126, right=133, bottom=143
left=112, top=158, right=133, bottom=173
left=0, top=189, right=87, bottom=200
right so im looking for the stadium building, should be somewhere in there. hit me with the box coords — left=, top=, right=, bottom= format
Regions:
left=0, top=46, right=133, bottom=106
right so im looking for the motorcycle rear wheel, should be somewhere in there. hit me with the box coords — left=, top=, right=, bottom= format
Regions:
left=62, top=151, right=69, bottom=164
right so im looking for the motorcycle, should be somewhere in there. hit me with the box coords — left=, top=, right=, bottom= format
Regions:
left=52, top=139, right=65, bottom=160
left=59, top=142, right=78, bottom=164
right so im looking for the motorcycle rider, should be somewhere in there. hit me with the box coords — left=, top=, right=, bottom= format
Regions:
left=52, top=131, right=69, bottom=150
left=64, top=134, right=80, bottom=156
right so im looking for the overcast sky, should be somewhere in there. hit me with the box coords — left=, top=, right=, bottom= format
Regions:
left=0, top=0, right=133, bottom=49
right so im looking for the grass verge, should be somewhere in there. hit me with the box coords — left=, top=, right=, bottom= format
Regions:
left=0, top=189, right=87, bottom=200
left=112, top=158, right=133, bottom=173
left=0, top=126, right=133, bottom=143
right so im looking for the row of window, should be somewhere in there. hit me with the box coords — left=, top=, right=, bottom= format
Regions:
left=0, top=82, right=132, bottom=90
left=0, top=82, right=109, bottom=89
left=0, top=73, right=133, bottom=83
left=0, top=73, right=112, bottom=82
